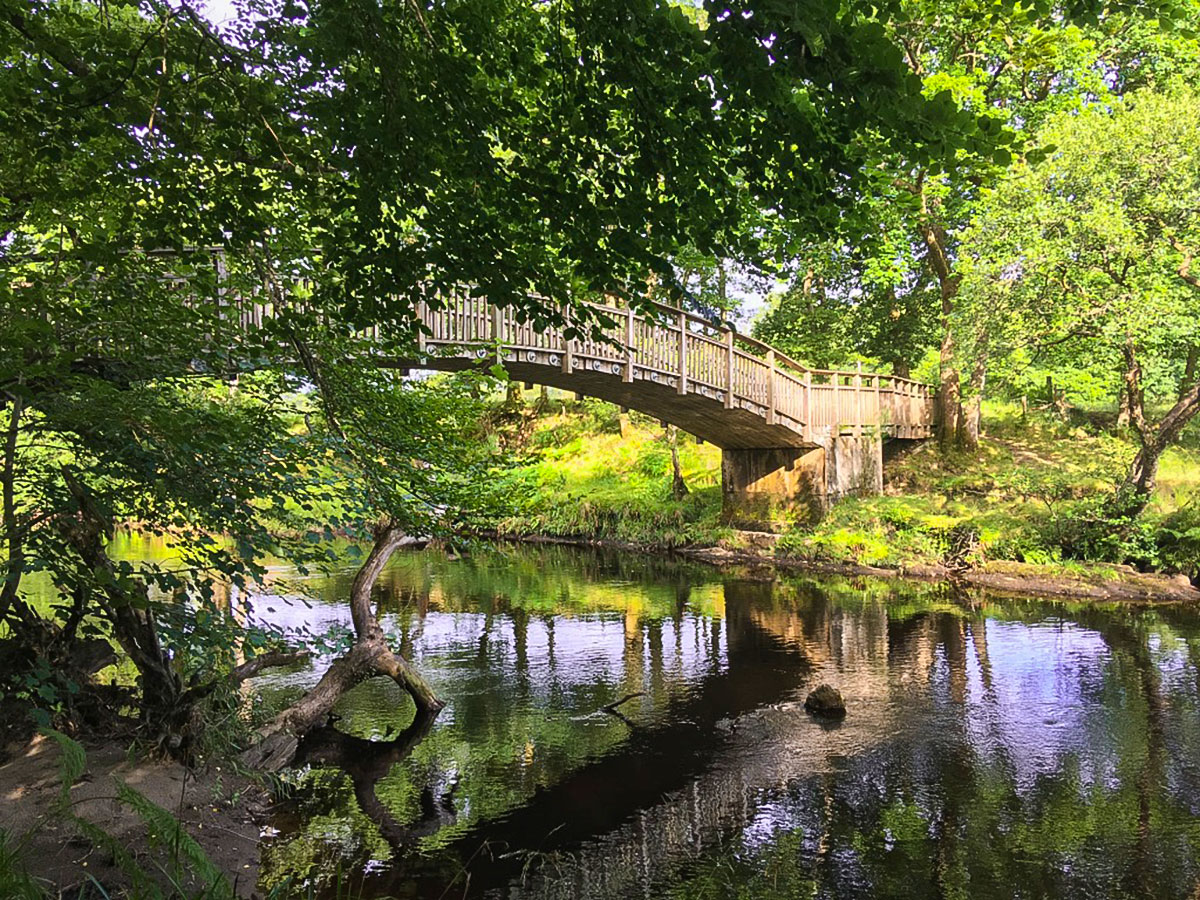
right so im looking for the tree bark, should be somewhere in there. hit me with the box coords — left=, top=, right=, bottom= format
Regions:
left=959, top=330, right=988, bottom=450
left=1117, top=384, right=1132, bottom=430
left=667, top=425, right=688, bottom=500
left=1124, top=378, right=1200, bottom=509
left=504, top=380, right=523, bottom=412
left=917, top=189, right=964, bottom=450
left=243, top=523, right=444, bottom=771
left=1183, top=346, right=1198, bottom=398
left=1120, top=337, right=1200, bottom=514
left=1, top=394, right=25, bottom=623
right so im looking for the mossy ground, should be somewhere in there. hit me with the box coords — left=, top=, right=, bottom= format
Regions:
left=492, top=394, right=1200, bottom=582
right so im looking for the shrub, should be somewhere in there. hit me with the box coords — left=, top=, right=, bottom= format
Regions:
left=1044, top=491, right=1161, bottom=569
left=1157, top=501, right=1200, bottom=585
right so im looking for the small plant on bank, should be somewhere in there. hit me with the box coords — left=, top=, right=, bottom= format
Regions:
left=1156, top=500, right=1200, bottom=585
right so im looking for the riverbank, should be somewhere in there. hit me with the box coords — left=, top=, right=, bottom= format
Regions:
left=490, top=394, right=1200, bottom=597
left=0, top=733, right=265, bottom=898
left=482, top=531, right=1200, bottom=604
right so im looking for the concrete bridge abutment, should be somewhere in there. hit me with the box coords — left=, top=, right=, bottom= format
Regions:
left=720, top=432, right=884, bottom=530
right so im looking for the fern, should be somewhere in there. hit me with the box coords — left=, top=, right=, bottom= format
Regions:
left=38, top=727, right=236, bottom=899
left=68, top=815, right=159, bottom=899
left=0, top=828, right=48, bottom=900
left=39, top=727, right=86, bottom=809
left=113, top=780, right=233, bottom=898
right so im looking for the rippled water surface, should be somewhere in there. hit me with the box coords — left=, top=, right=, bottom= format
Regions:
left=202, top=543, right=1200, bottom=898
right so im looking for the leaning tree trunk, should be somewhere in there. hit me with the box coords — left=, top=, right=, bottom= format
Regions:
left=667, top=425, right=688, bottom=501
left=60, top=470, right=194, bottom=743
left=243, top=523, right=444, bottom=771
left=1120, top=340, right=1200, bottom=515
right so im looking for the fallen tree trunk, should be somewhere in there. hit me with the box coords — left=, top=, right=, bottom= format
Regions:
left=242, top=523, right=444, bottom=771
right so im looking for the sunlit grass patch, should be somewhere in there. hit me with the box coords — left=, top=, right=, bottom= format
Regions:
left=494, top=402, right=727, bottom=546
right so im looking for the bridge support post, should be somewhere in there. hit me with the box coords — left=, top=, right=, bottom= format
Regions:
left=720, top=432, right=884, bottom=530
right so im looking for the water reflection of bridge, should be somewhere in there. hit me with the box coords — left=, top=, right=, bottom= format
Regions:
left=346, top=578, right=998, bottom=900
left=506, top=586, right=986, bottom=900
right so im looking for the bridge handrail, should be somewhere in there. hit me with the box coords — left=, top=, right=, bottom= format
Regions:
left=26, top=249, right=933, bottom=439
left=580, top=296, right=933, bottom=398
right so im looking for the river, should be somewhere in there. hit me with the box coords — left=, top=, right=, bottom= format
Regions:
left=185, top=540, right=1200, bottom=900
left=29, top=536, right=1198, bottom=898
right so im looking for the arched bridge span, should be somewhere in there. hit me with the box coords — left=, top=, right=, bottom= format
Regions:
left=395, top=294, right=934, bottom=450
left=226, top=284, right=934, bottom=524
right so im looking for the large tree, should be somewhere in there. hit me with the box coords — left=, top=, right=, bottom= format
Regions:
left=751, top=0, right=1200, bottom=448
left=961, top=88, right=1200, bottom=511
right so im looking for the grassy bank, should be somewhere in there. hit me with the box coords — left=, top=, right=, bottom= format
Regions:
left=491, top=394, right=1200, bottom=586
left=493, top=396, right=731, bottom=546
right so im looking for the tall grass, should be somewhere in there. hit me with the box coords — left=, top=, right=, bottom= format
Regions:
left=494, top=401, right=730, bottom=546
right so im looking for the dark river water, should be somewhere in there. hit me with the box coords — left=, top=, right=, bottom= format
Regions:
left=223, top=543, right=1200, bottom=899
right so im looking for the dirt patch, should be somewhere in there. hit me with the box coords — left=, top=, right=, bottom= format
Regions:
left=0, top=734, right=268, bottom=897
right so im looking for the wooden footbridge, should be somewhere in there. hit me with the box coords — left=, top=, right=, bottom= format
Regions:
left=380, top=293, right=933, bottom=523
left=116, top=259, right=937, bottom=522
left=405, top=293, right=934, bottom=450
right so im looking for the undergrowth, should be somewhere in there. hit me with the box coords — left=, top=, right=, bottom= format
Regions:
left=493, top=397, right=730, bottom=547
left=490, top=393, right=1199, bottom=581
left=779, top=403, right=1200, bottom=580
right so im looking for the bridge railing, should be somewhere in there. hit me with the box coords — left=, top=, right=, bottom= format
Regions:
left=28, top=248, right=932, bottom=440
left=419, top=292, right=934, bottom=440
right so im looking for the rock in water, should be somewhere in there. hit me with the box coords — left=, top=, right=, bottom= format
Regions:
left=804, top=684, right=846, bottom=718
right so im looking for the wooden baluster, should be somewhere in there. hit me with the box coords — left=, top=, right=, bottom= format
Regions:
left=854, top=362, right=863, bottom=437
left=416, top=300, right=427, bottom=355
left=765, top=350, right=776, bottom=425
left=562, top=308, right=574, bottom=374
left=625, top=306, right=635, bottom=383
left=875, top=375, right=884, bottom=432
left=491, top=303, right=503, bottom=362
left=215, top=251, right=228, bottom=336
left=724, top=329, right=735, bottom=409
left=802, top=370, right=812, bottom=442
left=677, top=311, right=688, bottom=395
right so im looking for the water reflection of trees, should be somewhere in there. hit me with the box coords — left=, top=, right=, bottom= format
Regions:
left=257, top=547, right=1200, bottom=899
left=660, top=593, right=1200, bottom=900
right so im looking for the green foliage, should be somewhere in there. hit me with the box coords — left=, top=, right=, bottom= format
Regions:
left=754, top=0, right=1200, bottom=382
left=1044, top=491, right=1163, bottom=567
left=0, top=829, right=44, bottom=900
left=495, top=404, right=729, bottom=546
left=40, top=727, right=87, bottom=809
left=777, top=496, right=974, bottom=567
left=1157, top=501, right=1200, bottom=583
left=301, top=354, right=512, bottom=541
left=961, top=86, right=1200, bottom=418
